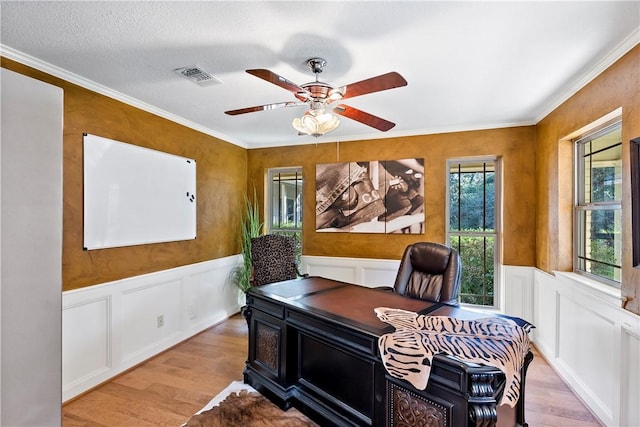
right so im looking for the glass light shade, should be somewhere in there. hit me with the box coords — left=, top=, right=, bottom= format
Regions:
left=293, top=109, right=340, bottom=137
left=328, top=87, right=344, bottom=101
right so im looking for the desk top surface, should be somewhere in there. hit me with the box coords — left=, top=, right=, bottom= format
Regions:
left=248, top=276, right=489, bottom=336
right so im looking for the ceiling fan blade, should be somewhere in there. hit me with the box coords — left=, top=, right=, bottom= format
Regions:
left=339, top=72, right=407, bottom=100
left=225, top=101, right=303, bottom=115
left=246, top=69, right=309, bottom=101
left=333, top=104, right=396, bottom=131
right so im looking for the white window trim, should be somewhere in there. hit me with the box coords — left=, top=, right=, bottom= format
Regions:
left=571, top=113, right=622, bottom=286
left=446, top=156, right=502, bottom=309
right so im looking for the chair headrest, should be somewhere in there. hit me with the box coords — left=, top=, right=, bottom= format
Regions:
left=409, top=243, right=452, bottom=274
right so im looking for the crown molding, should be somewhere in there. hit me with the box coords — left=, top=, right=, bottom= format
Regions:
left=0, top=45, right=248, bottom=149
left=534, top=26, right=640, bottom=123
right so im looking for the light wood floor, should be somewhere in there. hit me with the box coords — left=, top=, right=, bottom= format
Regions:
left=62, top=314, right=602, bottom=427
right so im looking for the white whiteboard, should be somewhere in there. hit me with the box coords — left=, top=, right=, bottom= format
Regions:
left=83, top=133, right=196, bottom=250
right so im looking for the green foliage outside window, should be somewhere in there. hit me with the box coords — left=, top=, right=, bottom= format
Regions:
left=451, top=234, right=495, bottom=305
left=575, top=122, right=622, bottom=285
left=449, top=170, right=494, bottom=232
left=579, top=208, right=621, bottom=282
left=589, top=237, right=618, bottom=278
left=449, top=161, right=497, bottom=306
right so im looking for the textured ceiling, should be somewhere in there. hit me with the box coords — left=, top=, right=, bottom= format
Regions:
left=1, top=1, right=639, bottom=149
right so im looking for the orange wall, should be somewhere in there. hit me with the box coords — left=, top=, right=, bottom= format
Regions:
left=536, top=45, right=640, bottom=315
left=248, top=126, right=537, bottom=266
left=1, top=58, right=247, bottom=291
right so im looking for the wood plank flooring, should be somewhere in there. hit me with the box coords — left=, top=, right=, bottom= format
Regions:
left=62, top=313, right=602, bottom=426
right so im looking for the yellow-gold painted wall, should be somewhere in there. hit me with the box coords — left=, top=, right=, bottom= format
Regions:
left=248, top=126, right=537, bottom=266
left=536, top=45, right=640, bottom=314
left=1, top=57, right=247, bottom=291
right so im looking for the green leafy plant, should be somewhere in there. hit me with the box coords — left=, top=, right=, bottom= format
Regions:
left=233, top=190, right=263, bottom=293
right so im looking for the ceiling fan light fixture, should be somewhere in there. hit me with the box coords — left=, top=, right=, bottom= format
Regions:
left=328, top=87, right=344, bottom=102
left=293, top=109, right=340, bottom=137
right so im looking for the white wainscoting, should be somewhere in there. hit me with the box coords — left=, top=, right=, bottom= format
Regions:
left=533, top=270, right=640, bottom=427
left=301, top=255, right=400, bottom=288
left=63, top=254, right=640, bottom=425
left=501, top=266, right=535, bottom=321
left=62, top=255, right=242, bottom=402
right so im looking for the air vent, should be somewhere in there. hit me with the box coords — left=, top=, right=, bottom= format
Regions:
left=174, top=66, right=222, bottom=87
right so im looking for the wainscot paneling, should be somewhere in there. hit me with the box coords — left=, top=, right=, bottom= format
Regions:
left=502, top=265, right=534, bottom=322
left=62, top=255, right=242, bottom=402
left=63, top=254, right=640, bottom=425
left=301, top=255, right=400, bottom=287
left=620, top=324, right=640, bottom=426
left=533, top=269, right=640, bottom=427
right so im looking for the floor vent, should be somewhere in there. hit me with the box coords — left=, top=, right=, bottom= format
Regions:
left=174, top=66, right=222, bottom=87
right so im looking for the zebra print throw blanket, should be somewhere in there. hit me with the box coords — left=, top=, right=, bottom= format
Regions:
left=375, top=307, right=532, bottom=407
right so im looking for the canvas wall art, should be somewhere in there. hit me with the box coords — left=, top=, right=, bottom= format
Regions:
left=316, top=158, right=424, bottom=233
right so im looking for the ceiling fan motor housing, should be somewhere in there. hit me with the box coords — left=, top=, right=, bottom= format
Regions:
left=299, top=58, right=345, bottom=103
left=307, top=57, right=327, bottom=74
left=301, top=81, right=336, bottom=100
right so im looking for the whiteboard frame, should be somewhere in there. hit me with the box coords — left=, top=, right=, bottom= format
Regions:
left=83, top=133, right=196, bottom=250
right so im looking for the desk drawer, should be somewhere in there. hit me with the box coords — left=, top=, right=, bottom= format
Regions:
left=248, top=295, right=285, bottom=319
left=287, top=309, right=378, bottom=357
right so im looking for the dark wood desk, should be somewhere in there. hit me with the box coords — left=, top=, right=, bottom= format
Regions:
left=243, top=277, right=532, bottom=427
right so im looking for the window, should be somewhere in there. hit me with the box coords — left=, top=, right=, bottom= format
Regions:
left=447, top=159, right=500, bottom=307
left=267, top=167, right=303, bottom=259
left=575, top=121, right=622, bottom=285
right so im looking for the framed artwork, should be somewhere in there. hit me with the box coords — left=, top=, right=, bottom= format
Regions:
left=631, top=137, right=640, bottom=268
left=316, top=158, right=424, bottom=234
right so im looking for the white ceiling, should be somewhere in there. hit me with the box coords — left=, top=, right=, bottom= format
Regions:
left=1, top=1, right=639, bottom=149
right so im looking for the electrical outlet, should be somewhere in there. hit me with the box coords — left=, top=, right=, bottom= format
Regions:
left=157, top=314, right=164, bottom=328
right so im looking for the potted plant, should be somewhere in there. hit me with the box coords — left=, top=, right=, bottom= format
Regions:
left=233, top=190, right=263, bottom=296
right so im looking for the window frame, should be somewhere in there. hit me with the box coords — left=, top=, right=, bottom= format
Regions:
left=573, top=120, right=622, bottom=287
left=266, top=166, right=303, bottom=234
left=446, top=156, right=502, bottom=308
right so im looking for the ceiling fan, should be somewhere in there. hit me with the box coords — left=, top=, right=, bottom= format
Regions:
left=224, top=58, right=408, bottom=137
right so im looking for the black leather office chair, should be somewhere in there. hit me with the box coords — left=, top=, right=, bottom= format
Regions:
left=250, top=234, right=306, bottom=286
left=390, top=242, right=462, bottom=305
